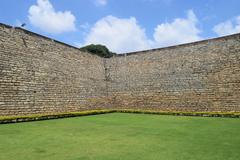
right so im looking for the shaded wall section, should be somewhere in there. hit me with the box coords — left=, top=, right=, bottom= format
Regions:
left=106, top=34, right=240, bottom=112
left=0, top=24, right=108, bottom=116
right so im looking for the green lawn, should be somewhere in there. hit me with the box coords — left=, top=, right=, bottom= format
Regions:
left=0, top=113, right=239, bottom=160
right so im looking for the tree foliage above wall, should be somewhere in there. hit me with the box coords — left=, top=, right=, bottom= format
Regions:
left=80, top=44, right=116, bottom=58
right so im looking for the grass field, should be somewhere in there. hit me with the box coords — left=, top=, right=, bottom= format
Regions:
left=0, top=113, right=239, bottom=160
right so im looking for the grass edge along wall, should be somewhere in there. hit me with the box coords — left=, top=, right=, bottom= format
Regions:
left=0, top=22, right=240, bottom=116
left=0, top=109, right=240, bottom=124
left=1, top=113, right=240, bottom=160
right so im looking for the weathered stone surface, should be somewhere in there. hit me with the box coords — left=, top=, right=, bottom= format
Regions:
left=0, top=23, right=239, bottom=116
left=0, top=23, right=109, bottom=116
left=106, top=34, right=240, bottom=112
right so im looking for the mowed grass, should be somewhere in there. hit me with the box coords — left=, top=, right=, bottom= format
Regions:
left=0, top=113, right=239, bottom=160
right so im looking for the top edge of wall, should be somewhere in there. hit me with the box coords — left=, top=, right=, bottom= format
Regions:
left=117, top=33, right=240, bottom=57
left=1, top=22, right=240, bottom=58
left=0, top=23, right=13, bottom=29
left=0, top=23, right=81, bottom=51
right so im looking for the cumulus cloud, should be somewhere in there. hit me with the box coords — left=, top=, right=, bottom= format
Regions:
left=153, top=10, right=202, bottom=47
left=82, top=10, right=202, bottom=53
left=95, top=0, right=108, bottom=6
left=83, top=16, right=151, bottom=53
left=28, top=0, right=76, bottom=34
left=213, top=16, right=240, bottom=36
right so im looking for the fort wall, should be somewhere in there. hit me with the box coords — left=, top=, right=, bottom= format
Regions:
left=106, top=34, right=240, bottom=112
left=0, top=24, right=109, bottom=116
left=0, top=23, right=239, bottom=116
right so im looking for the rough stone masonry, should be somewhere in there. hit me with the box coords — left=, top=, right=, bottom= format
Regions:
left=0, top=23, right=240, bottom=116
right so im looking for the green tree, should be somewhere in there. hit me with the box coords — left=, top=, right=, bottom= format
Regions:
left=80, top=44, right=116, bottom=58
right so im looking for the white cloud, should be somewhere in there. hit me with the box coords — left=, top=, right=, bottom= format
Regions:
left=28, top=0, right=76, bottom=34
left=82, top=10, right=202, bottom=53
left=80, top=22, right=90, bottom=30
left=83, top=16, right=151, bottom=53
left=95, top=0, right=107, bottom=6
left=213, top=16, right=240, bottom=36
left=153, top=10, right=202, bottom=47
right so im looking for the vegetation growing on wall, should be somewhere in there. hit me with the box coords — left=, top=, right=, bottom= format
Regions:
left=80, top=44, right=116, bottom=58
left=1, top=109, right=239, bottom=124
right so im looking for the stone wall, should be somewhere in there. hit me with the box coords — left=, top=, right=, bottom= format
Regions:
left=106, top=34, right=240, bottom=112
left=0, top=23, right=240, bottom=116
left=0, top=24, right=109, bottom=116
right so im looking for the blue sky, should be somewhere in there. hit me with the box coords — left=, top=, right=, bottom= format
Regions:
left=0, top=0, right=240, bottom=53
